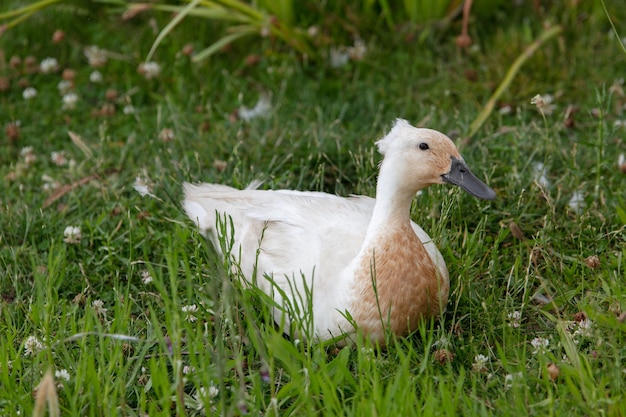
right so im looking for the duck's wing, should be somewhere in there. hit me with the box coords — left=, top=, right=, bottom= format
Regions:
left=409, top=222, right=448, bottom=282
left=182, top=183, right=373, bottom=282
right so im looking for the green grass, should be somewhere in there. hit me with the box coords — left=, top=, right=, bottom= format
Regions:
left=1, top=2, right=625, bottom=416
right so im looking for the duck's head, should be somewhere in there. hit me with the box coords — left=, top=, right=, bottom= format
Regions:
left=376, top=119, right=496, bottom=200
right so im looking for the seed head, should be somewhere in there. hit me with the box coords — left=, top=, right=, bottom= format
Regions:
left=5, top=122, right=20, bottom=143
left=159, top=128, right=175, bottom=142
left=52, top=30, right=65, bottom=43
left=547, top=363, right=559, bottom=381
left=0, top=77, right=10, bottom=92
left=584, top=255, right=600, bottom=269
left=9, top=55, right=22, bottom=68
left=433, top=349, right=454, bottom=365
left=182, top=43, right=194, bottom=56
left=62, top=68, right=76, bottom=81
left=456, top=34, right=472, bottom=48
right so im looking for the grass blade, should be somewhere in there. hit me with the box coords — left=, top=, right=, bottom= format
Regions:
left=150, top=3, right=251, bottom=23
left=466, top=25, right=562, bottom=140
left=191, top=28, right=256, bottom=62
left=600, top=0, right=626, bottom=57
left=0, top=0, right=61, bottom=20
left=145, top=0, right=204, bottom=62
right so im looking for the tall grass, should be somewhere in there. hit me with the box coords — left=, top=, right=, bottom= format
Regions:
left=0, top=1, right=625, bottom=415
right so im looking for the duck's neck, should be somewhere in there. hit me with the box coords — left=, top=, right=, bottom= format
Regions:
left=366, top=158, right=422, bottom=237
left=349, top=158, right=445, bottom=342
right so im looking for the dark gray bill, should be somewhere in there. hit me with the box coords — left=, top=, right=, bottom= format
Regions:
left=442, top=157, right=496, bottom=200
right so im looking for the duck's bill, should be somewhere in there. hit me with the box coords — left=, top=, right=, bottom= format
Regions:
left=442, top=157, right=496, bottom=200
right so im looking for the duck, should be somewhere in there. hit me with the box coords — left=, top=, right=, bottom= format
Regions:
left=183, top=119, right=495, bottom=344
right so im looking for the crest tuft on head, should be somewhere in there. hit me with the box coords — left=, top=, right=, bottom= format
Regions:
left=376, top=118, right=412, bottom=155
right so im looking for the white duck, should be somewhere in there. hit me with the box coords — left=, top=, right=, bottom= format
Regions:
left=183, top=119, right=495, bottom=343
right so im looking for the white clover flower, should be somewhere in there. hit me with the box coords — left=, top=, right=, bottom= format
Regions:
left=123, top=104, right=135, bottom=115
left=92, top=299, right=107, bottom=318
left=54, top=369, right=70, bottom=381
left=531, top=162, right=551, bottom=188
left=530, top=337, right=550, bottom=354
left=0, top=360, right=13, bottom=372
left=195, top=382, right=219, bottom=401
left=329, top=47, right=350, bottom=68
left=85, top=46, right=107, bottom=67
left=40, top=57, right=59, bottom=74
left=360, top=347, right=374, bottom=360
left=141, top=270, right=153, bottom=284
left=62, top=93, right=79, bottom=110
left=564, top=320, right=578, bottom=333
left=530, top=94, right=548, bottom=108
left=207, top=384, right=219, bottom=399
left=57, top=80, right=73, bottom=95
left=63, top=226, right=81, bottom=244
left=181, top=304, right=198, bottom=322
left=182, top=365, right=195, bottom=375
left=499, top=105, right=513, bottom=115
left=23, top=87, right=37, bottom=100
left=330, top=39, right=367, bottom=68
left=472, top=354, right=489, bottom=372
left=24, top=154, right=37, bottom=165
left=239, top=94, right=272, bottom=121
left=20, top=146, right=34, bottom=157
left=568, top=190, right=585, bottom=214
left=348, top=39, right=367, bottom=61
left=138, top=61, right=161, bottom=79
left=50, top=151, right=67, bottom=166
left=20, top=146, right=36, bottom=165
left=24, top=335, right=44, bottom=356
left=530, top=93, right=555, bottom=115
left=572, top=319, right=593, bottom=339
left=89, top=70, right=103, bottom=83
left=504, top=372, right=523, bottom=390
left=474, top=354, right=489, bottom=364
left=507, top=310, right=522, bottom=328
left=42, top=174, right=61, bottom=192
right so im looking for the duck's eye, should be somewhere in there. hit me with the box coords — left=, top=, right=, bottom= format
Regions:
left=418, top=142, right=429, bottom=151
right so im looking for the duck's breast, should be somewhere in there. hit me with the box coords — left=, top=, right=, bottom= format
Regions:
left=348, top=222, right=449, bottom=341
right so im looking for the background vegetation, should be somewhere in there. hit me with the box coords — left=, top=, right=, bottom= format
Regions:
left=1, top=0, right=625, bottom=415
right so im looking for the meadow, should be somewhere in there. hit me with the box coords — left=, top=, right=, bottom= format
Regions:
left=0, top=1, right=625, bottom=415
